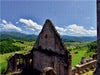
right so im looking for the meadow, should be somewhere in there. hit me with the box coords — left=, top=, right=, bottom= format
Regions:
left=0, top=39, right=35, bottom=73
left=0, top=38, right=97, bottom=74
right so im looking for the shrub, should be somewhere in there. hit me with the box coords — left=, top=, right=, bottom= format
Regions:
left=87, top=41, right=97, bottom=53
left=74, top=51, right=78, bottom=54
left=1, top=65, right=7, bottom=74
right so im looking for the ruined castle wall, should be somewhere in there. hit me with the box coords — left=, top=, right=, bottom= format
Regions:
left=32, top=19, right=71, bottom=75
left=7, top=19, right=72, bottom=75
left=33, top=20, right=65, bottom=54
left=32, top=51, right=68, bottom=75
left=73, top=59, right=97, bottom=75
left=7, top=53, right=31, bottom=73
left=7, top=57, right=17, bottom=72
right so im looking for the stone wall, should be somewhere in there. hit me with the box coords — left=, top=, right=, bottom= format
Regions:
left=32, top=48, right=72, bottom=75
left=72, top=55, right=97, bottom=75
left=32, top=19, right=72, bottom=75
left=33, top=19, right=68, bottom=55
left=7, top=53, right=32, bottom=73
left=42, top=67, right=56, bottom=75
left=7, top=19, right=72, bottom=75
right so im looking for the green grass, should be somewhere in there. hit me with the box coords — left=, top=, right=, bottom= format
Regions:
left=69, top=46, right=88, bottom=67
left=0, top=40, right=35, bottom=73
left=0, top=62, right=7, bottom=70
left=0, top=40, right=96, bottom=74
left=72, top=50, right=87, bottom=66
left=67, top=44, right=96, bottom=67
left=0, top=62, right=7, bottom=67
left=0, top=50, right=29, bottom=72
left=12, top=40, right=35, bottom=50
left=0, top=44, right=90, bottom=72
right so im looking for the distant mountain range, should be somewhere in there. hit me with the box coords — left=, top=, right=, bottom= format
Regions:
left=61, top=35, right=97, bottom=42
left=0, top=31, right=37, bottom=42
left=0, top=31, right=37, bottom=38
left=0, top=31, right=97, bottom=42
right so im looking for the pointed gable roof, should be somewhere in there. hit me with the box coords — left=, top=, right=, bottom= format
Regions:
left=33, top=19, right=69, bottom=54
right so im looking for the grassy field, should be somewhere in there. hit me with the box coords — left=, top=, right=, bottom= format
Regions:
left=0, top=50, right=30, bottom=72
left=65, top=42, right=89, bottom=46
left=13, top=40, right=35, bottom=50
left=0, top=40, right=35, bottom=73
left=0, top=40, right=96, bottom=74
left=72, top=50, right=87, bottom=66
left=68, top=46, right=88, bottom=67
left=0, top=45, right=89, bottom=72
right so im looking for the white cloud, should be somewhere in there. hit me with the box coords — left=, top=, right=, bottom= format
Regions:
left=57, top=31, right=67, bottom=35
left=2, top=20, right=7, bottom=24
left=55, top=24, right=97, bottom=36
left=67, top=24, right=97, bottom=35
left=1, top=18, right=96, bottom=36
left=55, top=26, right=67, bottom=32
left=16, top=22, right=19, bottom=24
left=1, top=20, right=22, bottom=31
left=67, top=24, right=86, bottom=34
left=19, top=18, right=42, bottom=31
left=90, top=27, right=94, bottom=29
left=18, top=18, right=97, bottom=36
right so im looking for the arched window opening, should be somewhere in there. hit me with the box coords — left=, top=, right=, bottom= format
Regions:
left=30, top=59, right=32, bottom=65
left=17, top=58, right=24, bottom=69
left=17, top=59, right=20, bottom=66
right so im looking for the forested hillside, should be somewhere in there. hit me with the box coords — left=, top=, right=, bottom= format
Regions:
left=0, top=35, right=97, bottom=74
left=0, top=38, right=21, bottom=54
left=0, top=31, right=97, bottom=42
left=0, top=38, right=35, bottom=54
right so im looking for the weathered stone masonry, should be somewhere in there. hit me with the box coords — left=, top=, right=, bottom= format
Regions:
left=73, top=55, right=97, bottom=75
left=7, top=19, right=72, bottom=75
left=7, top=52, right=32, bottom=72
left=32, top=19, right=72, bottom=75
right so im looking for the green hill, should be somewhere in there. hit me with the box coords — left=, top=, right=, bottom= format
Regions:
left=0, top=31, right=97, bottom=42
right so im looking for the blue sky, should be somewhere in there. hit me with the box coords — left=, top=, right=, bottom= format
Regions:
left=0, top=0, right=97, bottom=36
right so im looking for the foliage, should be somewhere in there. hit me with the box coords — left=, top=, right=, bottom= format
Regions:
left=87, top=41, right=97, bottom=53
left=0, top=38, right=35, bottom=73
left=1, top=65, right=7, bottom=74
left=68, top=41, right=97, bottom=66
left=70, top=46, right=88, bottom=67
left=0, top=31, right=97, bottom=42
left=0, top=33, right=97, bottom=73
left=0, top=38, right=21, bottom=54
left=74, top=51, right=78, bottom=54
left=62, top=35, right=97, bottom=42
left=0, top=37, right=35, bottom=54
left=0, top=62, right=7, bottom=73
left=0, top=31, right=37, bottom=42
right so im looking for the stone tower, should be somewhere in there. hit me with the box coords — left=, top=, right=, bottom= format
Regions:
left=94, top=0, right=100, bottom=75
left=32, top=19, right=72, bottom=75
